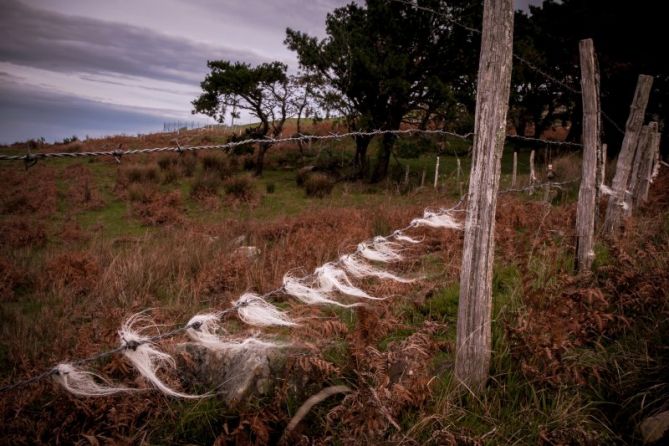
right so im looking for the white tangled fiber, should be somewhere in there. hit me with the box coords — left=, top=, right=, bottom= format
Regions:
left=411, top=210, right=462, bottom=230
left=186, top=313, right=230, bottom=351
left=315, top=263, right=381, bottom=300
left=392, top=230, right=422, bottom=244
left=283, top=273, right=360, bottom=307
left=357, top=236, right=404, bottom=263
left=186, top=313, right=284, bottom=351
left=340, top=254, right=414, bottom=283
left=52, top=363, right=132, bottom=397
left=235, top=293, right=297, bottom=327
left=119, top=314, right=203, bottom=399
left=621, top=200, right=631, bottom=211
left=600, top=184, right=614, bottom=196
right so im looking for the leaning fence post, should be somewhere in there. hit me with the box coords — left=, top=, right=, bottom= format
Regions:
left=512, top=151, right=517, bottom=187
left=455, top=0, right=514, bottom=393
left=634, top=123, right=660, bottom=205
left=603, top=74, right=654, bottom=234
left=627, top=124, right=652, bottom=214
left=434, top=156, right=440, bottom=189
left=574, top=38, right=601, bottom=273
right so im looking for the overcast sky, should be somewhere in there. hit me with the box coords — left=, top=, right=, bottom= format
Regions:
left=0, top=0, right=541, bottom=144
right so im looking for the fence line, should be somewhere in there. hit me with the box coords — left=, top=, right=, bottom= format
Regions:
left=0, top=129, right=583, bottom=166
left=0, top=174, right=581, bottom=396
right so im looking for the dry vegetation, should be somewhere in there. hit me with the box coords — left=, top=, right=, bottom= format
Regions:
left=0, top=127, right=668, bottom=445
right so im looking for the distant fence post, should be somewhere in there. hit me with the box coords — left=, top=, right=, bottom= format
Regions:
left=404, top=164, right=410, bottom=185
left=599, top=143, right=607, bottom=189
left=434, top=156, right=440, bottom=189
left=574, top=38, right=601, bottom=273
left=603, top=74, right=653, bottom=234
left=457, top=158, right=464, bottom=196
left=529, top=149, right=536, bottom=193
left=512, top=151, right=517, bottom=187
left=455, top=0, right=514, bottom=393
left=421, top=169, right=426, bottom=188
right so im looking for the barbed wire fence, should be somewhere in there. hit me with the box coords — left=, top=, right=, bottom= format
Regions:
left=0, top=0, right=634, bottom=401
left=0, top=165, right=581, bottom=397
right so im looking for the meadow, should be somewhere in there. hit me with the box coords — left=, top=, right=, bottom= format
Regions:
left=1, top=124, right=668, bottom=445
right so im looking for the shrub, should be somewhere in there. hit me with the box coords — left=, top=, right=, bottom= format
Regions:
left=304, top=173, right=334, bottom=198
left=223, top=175, right=256, bottom=202
left=124, top=164, right=160, bottom=183
left=202, top=153, right=233, bottom=179
left=127, top=183, right=152, bottom=203
left=157, top=155, right=176, bottom=171
left=161, top=164, right=181, bottom=184
left=179, top=155, right=197, bottom=177
left=266, top=182, right=276, bottom=194
left=296, top=166, right=315, bottom=187
left=190, top=172, right=221, bottom=198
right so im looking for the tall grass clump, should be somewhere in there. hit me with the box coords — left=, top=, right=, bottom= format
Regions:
left=223, top=175, right=256, bottom=202
left=304, top=173, right=335, bottom=198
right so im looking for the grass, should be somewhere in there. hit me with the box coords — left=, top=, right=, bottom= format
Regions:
left=1, top=126, right=667, bottom=445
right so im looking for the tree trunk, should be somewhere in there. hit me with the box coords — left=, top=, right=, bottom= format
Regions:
left=574, top=38, right=601, bottom=273
left=254, top=143, right=269, bottom=176
left=454, top=0, right=514, bottom=393
left=371, top=132, right=396, bottom=183
left=354, top=135, right=372, bottom=179
left=603, top=74, right=653, bottom=234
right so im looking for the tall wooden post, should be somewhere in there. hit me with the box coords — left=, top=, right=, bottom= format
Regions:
left=434, top=156, right=440, bottom=189
left=574, top=39, right=601, bottom=273
left=529, top=149, right=537, bottom=193
left=511, top=151, right=517, bottom=187
left=603, top=74, right=653, bottom=234
left=455, top=0, right=514, bottom=392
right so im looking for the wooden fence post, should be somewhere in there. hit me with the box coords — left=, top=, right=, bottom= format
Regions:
left=574, top=38, right=601, bottom=273
left=600, top=143, right=607, bottom=189
left=634, top=122, right=660, bottom=205
left=603, top=74, right=653, bottom=234
left=404, top=164, right=410, bottom=185
left=434, top=156, right=440, bottom=189
left=529, top=149, right=537, bottom=193
left=512, top=151, right=517, bottom=187
left=421, top=169, right=426, bottom=188
left=455, top=0, right=514, bottom=392
left=627, top=124, right=652, bottom=214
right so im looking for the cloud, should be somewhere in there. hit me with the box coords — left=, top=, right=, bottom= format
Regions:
left=0, top=77, right=193, bottom=144
left=0, top=0, right=269, bottom=85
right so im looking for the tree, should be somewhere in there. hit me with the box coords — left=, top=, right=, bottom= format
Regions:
left=286, top=0, right=480, bottom=182
left=193, top=61, right=295, bottom=176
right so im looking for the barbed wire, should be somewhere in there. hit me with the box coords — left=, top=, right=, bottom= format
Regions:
left=0, top=174, right=583, bottom=396
left=0, top=129, right=583, bottom=165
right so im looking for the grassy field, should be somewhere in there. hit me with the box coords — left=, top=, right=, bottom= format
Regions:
left=1, top=127, right=668, bottom=445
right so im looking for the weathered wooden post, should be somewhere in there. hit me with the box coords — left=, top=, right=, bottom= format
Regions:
left=512, top=151, right=517, bottom=187
left=603, top=74, right=653, bottom=234
left=599, top=143, right=607, bottom=189
left=455, top=0, right=514, bottom=392
left=574, top=38, right=601, bottom=273
left=457, top=158, right=464, bottom=196
left=529, top=149, right=537, bottom=193
left=404, top=164, right=410, bottom=185
left=627, top=124, right=653, bottom=214
left=634, top=123, right=660, bottom=205
left=434, top=156, right=440, bottom=189
left=421, top=169, right=426, bottom=188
